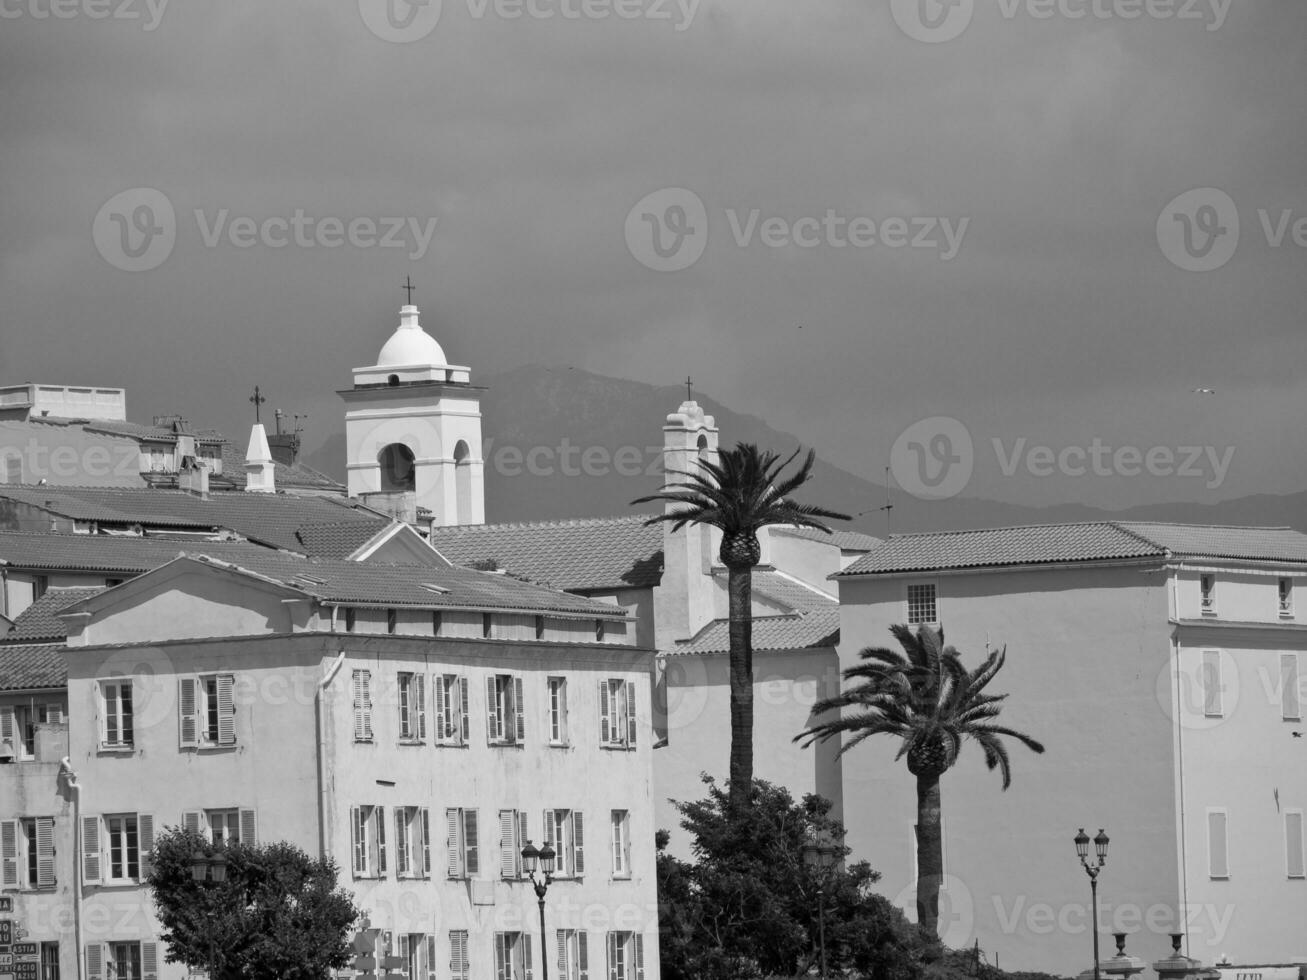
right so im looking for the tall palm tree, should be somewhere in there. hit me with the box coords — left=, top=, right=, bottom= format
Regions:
left=634, top=442, right=849, bottom=813
left=795, top=624, right=1045, bottom=946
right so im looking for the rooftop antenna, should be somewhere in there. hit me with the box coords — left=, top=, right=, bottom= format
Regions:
left=855, top=466, right=895, bottom=537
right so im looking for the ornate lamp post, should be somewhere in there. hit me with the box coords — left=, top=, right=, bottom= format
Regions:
left=1074, top=828, right=1110, bottom=980
left=802, top=833, right=839, bottom=980
left=191, top=850, right=228, bottom=980
left=521, top=840, right=557, bottom=980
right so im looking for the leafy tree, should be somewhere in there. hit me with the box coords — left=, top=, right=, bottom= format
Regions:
left=147, top=828, right=361, bottom=980
left=656, top=776, right=920, bottom=980
left=796, top=625, right=1045, bottom=948
left=634, top=443, right=848, bottom=813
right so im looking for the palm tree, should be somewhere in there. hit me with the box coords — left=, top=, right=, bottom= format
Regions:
left=633, top=442, right=849, bottom=813
left=795, top=624, right=1045, bottom=946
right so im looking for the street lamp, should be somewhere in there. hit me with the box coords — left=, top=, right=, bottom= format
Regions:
left=521, top=840, right=557, bottom=980
left=802, top=833, right=839, bottom=980
left=191, top=850, right=228, bottom=980
left=1074, top=828, right=1110, bottom=980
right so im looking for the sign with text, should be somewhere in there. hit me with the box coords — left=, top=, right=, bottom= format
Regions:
left=10, top=946, right=36, bottom=960
left=0, top=923, right=11, bottom=945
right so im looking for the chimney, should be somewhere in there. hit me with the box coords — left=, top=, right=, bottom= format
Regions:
left=178, top=458, right=209, bottom=499
left=244, top=423, right=276, bottom=493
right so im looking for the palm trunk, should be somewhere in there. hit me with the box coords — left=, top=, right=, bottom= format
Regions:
left=915, top=772, right=944, bottom=951
left=726, top=562, right=754, bottom=814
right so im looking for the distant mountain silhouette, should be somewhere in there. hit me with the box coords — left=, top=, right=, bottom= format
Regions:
left=303, top=365, right=1307, bottom=535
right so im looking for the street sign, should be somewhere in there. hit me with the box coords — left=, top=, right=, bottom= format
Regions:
left=13, top=963, right=37, bottom=980
left=10, top=945, right=36, bottom=959
left=0, top=923, right=11, bottom=945
left=0, top=898, right=10, bottom=912
left=0, top=955, right=12, bottom=966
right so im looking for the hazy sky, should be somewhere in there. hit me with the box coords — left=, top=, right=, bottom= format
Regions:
left=1, top=0, right=1304, bottom=509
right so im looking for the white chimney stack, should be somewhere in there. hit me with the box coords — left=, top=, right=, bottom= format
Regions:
left=244, top=423, right=276, bottom=493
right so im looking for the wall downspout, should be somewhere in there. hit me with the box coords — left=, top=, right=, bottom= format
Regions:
left=317, top=650, right=347, bottom=860
left=59, top=759, right=84, bottom=980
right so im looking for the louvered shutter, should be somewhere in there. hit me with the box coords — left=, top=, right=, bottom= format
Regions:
left=557, top=932, right=568, bottom=980
left=45, top=703, right=62, bottom=724
left=451, top=930, right=469, bottom=980
left=36, top=816, right=55, bottom=888
left=632, top=935, right=643, bottom=980
left=494, top=935, right=508, bottom=980
left=459, top=677, right=470, bottom=743
left=513, top=677, right=525, bottom=744
left=137, top=814, right=155, bottom=878
left=625, top=681, right=637, bottom=747
left=353, top=671, right=367, bottom=740
left=464, top=809, right=479, bottom=876
left=0, top=820, right=17, bottom=887
left=143, top=942, right=159, bottom=980
left=543, top=810, right=555, bottom=853
left=239, top=809, right=257, bottom=846
left=500, top=811, right=516, bottom=879
left=0, top=706, right=14, bottom=754
left=376, top=806, right=387, bottom=875
left=578, top=933, right=589, bottom=980
left=397, top=809, right=410, bottom=876
left=572, top=811, right=584, bottom=875
left=434, top=675, right=448, bottom=740
left=178, top=678, right=198, bottom=747
left=606, top=933, right=618, bottom=980
left=416, top=676, right=427, bottom=740
left=523, top=933, right=534, bottom=980
left=217, top=674, right=236, bottom=745
left=420, top=808, right=431, bottom=875
left=351, top=806, right=365, bottom=876
left=1202, top=651, right=1223, bottom=717
left=446, top=808, right=462, bottom=877
left=81, top=815, right=101, bottom=884
left=425, top=935, right=437, bottom=980
left=599, top=681, right=610, bottom=744
left=182, top=811, right=202, bottom=836
left=86, top=944, right=104, bottom=980
left=486, top=677, right=500, bottom=743
left=517, top=812, right=529, bottom=878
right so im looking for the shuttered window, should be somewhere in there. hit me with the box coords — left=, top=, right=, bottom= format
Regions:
left=1201, top=650, right=1224, bottom=718
left=556, top=930, right=589, bottom=980
left=353, top=670, right=373, bottom=741
left=1207, top=809, right=1229, bottom=879
left=179, top=675, right=236, bottom=748
left=445, top=808, right=479, bottom=878
left=599, top=679, right=637, bottom=749
left=449, top=930, right=470, bottom=980
left=99, top=680, right=134, bottom=748
left=1282, top=654, right=1302, bottom=722
left=393, top=806, right=431, bottom=878
left=499, top=809, right=529, bottom=879
left=605, top=933, right=645, bottom=980
left=486, top=675, right=526, bottom=746
left=1286, top=811, right=1306, bottom=879
left=398, top=672, right=427, bottom=742
left=493, top=933, right=533, bottom=980
left=349, top=805, right=388, bottom=878
left=102, top=813, right=152, bottom=883
left=434, top=675, right=470, bottom=745
left=544, top=809, right=584, bottom=878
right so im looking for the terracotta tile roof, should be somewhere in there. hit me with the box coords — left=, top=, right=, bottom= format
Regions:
left=671, top=569, right=839, bottom=656
left=837, top=522, right=1307, bottom=576
left=751, top=569, right=836, bottom=610
left=427, top=515, right=664, bottom=590
left=0, top=530, right=301, bottom=572
left=293, top=521, right=394, bottom=559
left=4, top=586, right=105, bottom=642
left=218, top=444, right=345, bottom=492
left=0, top=643, right=66, bottom=691
left=772, top=526, right=883, bottom=551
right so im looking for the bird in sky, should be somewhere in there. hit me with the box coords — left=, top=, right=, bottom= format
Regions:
left=1192, top=387, right=1216, bottom=394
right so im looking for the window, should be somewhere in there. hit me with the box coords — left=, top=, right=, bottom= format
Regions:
left=82, top=813, right=153, bottom=885
left=393, top=806, right=431, bottom=878
left=599, top=679, right=637, bottom=749
left=486, top=674, right=525, bottom=746
left=99, top=680, right=134, bottom=749
left=434, top=675, right=470, bottom=746
left=499, top=810, right=530, bottom=879
left=605, top=933, right=645, bottom=980
left=1207, top=809, right=1229, bottom=879
left=387, top=609, right=398, bottom=634
left=544, top=809, right=584, bottom=878
left=0, top=816, right=55, bottom=889
left=392, top=934, right=436, bottom=980
left=111, top=943, right=141, bottom=980
left=907, top=583, right=937, bottom=625
left=1281, top=578, right=1295, bottom=618
left=1287, top=811, right=1306, bottom=879
left=555, top=931, right=589, bottom=980
left=1282, top=653, right=1302, bottom=722
left=178, top=674, right=235, bottom=748
left=351, top=805, right=388, bottom=878
left=344, top=608, right=357, bottom=632
left=1202, top=650, right=1224, bottom=718
left=548, top=677, right=568, bottom=745
left=493, top=933, right=533, bottom=980
left=1201, top=574, right=1217, bottom=615
left=85, top=943, right=158, bottom=980
left=445, top=808, right=479, bottom=879
left=449, top=930, right=470, bottom=980
left=181, top=809, right=257, bottom=846
left=610, top=811, right=630, bottom=878
left=0, top=703, right=62, bottom=761
left=353, top=670, right=373, bottom=742
left=398, top=672, right=427, bottom=742
left=40, top=941, right=59, bottom=980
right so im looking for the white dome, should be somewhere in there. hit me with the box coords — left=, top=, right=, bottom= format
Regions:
left=376, top=305, right=448, bottom=367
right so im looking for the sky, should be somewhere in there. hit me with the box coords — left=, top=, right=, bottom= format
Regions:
left=0, top=0, right=1304, bottom=510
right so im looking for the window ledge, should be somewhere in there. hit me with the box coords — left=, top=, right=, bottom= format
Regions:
left=397, top=739, right=426, bottom=747
left=97, top=745, right=135, bottom=754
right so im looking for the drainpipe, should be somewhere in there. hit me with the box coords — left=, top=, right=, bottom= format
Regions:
left=59, top=758, right=84, bottom=980
left=317, top=651, right=347, bottom=859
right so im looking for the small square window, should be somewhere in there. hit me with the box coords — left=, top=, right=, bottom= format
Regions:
left=1200, top=575, right=1217, bottom=616
left=907, top=584, right=937, bottom=625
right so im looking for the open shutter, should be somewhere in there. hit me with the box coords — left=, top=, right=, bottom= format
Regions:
left=182, top=810, right=202, bottom=835
left=578, top=933, right=589, bottom=980
left=494, top=936, right=508, bottom=980
left=353, top=671, right=366, bottom=740
left=599, top=681, right=610, bottom=744
left=543, top=810, right=555, bottom=854
left=351, top=806, right=365, bottom=876
left=416, top=675, right=427, bottom=740
left=486, top=677, right=500, bottom=743
left=396, top=808, right=410, bottom=876
left=434, top=675, right=448, bottom=740
left=446, top=808, right=462, bottom=877
left=217, top=674, right=236, bottom=745
left=0, top=820, right=17, bottom=887
left=523, top=933, right=534, bottom=980
left=425, top=935, right=437, bottom=980
left=178, top=678, right=198, bottom=747
left=143, top=942, right=159, bottom=980
left=572, top=811, right=584, bottom=875
left=86, top=944, right=104, bottom=980
left=514, top=676, right=525, bottom=744
left=138, top=813, right=155, bottom=878
left=464, top=809, right=479, bottom=876
left=557, top=932, right=568, bottom=980
left=625, top=681, right=637, bottom=747
left=376, top=806, right=387, bottom=875
left=632, top=935, right=644, bottom=980
left=606, top=933, right=618, bottom=980
left=36, top=816, right=55, bottom=888
left=459, top=677, right=471, bottom=743
left=239, top=808, right=257, bottom=846
left=0, top=706, right=14, bottom=755
left=500, top=810, right=516, bottom=879
left=517, top=812, right=529, bottom=878
left=81, top=815, right=101, bottom=884
left=420, top=808, right=432, bottom=876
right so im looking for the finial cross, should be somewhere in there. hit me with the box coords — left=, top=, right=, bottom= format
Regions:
left=249, top=386, right=266, bottom=424
left=685, top=375, right=693, bottom=402
left=402, top=275, right=416, bottom=305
